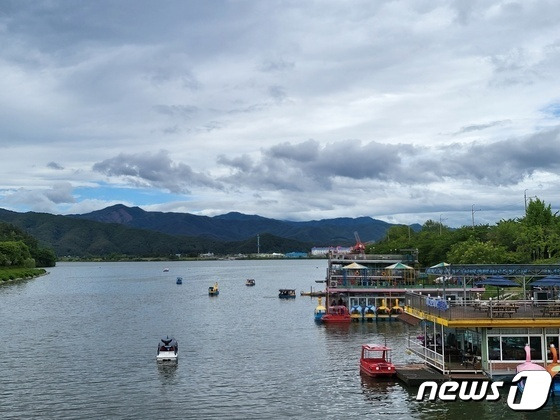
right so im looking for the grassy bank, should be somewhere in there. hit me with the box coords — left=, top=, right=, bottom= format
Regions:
left=0, top=267, right=47, bottom=282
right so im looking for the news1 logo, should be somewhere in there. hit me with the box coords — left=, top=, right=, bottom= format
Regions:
left=416, top=370, right=552, bottom=411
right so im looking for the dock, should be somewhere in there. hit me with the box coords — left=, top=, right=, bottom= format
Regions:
left=395, top=364, right=489, bottom=387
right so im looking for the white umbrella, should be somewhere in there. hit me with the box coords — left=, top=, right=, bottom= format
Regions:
left=342, top=262, right=367, bottom=270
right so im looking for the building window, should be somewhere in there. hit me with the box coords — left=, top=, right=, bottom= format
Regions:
left=487, top=335, right=542, bottom=361
left=488, top=336, right=501, bottom=360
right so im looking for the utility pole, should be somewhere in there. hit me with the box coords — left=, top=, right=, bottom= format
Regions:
left=257, top=234, right=260, bottom=254
left=439, top=214, right=447, bottom=236
left=471, top=204, right=481, bottom=229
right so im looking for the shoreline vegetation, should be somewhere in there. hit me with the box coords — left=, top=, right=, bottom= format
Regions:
left=0, top=267, right=48, bottom=282
left=58, top=255, right=326, bottom=262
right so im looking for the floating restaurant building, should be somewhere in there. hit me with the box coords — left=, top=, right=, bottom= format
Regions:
left=325, top=250, right=485, bottom=321
left=403, top=264, right=560, bottom=380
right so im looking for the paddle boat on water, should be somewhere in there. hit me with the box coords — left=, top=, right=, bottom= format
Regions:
left=350, top=305, right=363, bottom=322
left=156, top=336, right=178, bottom=361
left=176, top=276, right=183, bottom=285
left=208, top=282, right=219, bottom=296
left=279, top=289, right=296, bottom=299
left=245, top=278, right=255, bottom=286
left=547, top=344, right=560, bottom=395
left=515, top=344, right=546, bottom=392
left=359, top=344, right=396, bottom=377
left=314, top=296, right=326, bottom=322
left=391, top=299, right=403, bottom=314
left=321, top=305, right=352, bottom=323
left=364, top=305, right=376, bottom=321
left=376, top=299, right=390, bottom=315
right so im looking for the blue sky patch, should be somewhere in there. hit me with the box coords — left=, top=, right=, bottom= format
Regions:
left=75, top=185, right=186, bottom=205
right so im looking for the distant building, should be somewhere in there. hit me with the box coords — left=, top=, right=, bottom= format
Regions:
left=286, top=252, right=308, bottom=258
left=311, top=246, right=352, bottom=256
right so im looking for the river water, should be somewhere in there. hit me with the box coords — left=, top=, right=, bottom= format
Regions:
left=0, top=260, right=558, bottom=419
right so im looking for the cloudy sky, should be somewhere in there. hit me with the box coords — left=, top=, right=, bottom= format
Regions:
left=1, top=0, right=560, bottom=228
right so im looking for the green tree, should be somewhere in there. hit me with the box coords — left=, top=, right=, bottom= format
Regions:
left=446, top=238, right=509, bottom=264
left=524, top=198, right=555, bottom=227
left=0, top=241, right=33, bottom=267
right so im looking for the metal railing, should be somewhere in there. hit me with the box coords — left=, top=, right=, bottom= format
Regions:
left=404, top=291, right=560, bottom=320
left=407, top=336, right=446, bottom=373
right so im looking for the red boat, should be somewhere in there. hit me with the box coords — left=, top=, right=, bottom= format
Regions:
left=321, top=305, right=352, bottom=323
left=359, top=344, right=396, bottom=377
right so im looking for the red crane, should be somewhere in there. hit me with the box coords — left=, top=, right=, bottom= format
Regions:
left=352, top=231, right=366, bottom=254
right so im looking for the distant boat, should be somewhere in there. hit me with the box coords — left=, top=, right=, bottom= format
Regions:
left=176, top=277, right=183, bottom=285
left=321, top=305, right=352, bottom=323
left=376, top=299, right=390, bottom=315
left=314, top=296, right=326, bottom=322
left=364, top=305, right=376, bottom=322
left=300, top=287, right=325, bottom=297
left=359, top=344, right=396, bottom=377
left=245, top=279, right=255, bottom=286
left=163, top=268, right=170, bottom=272
left=350, top=305, right=363, bottom=322
left=279, top=289, right=296, bottom=299
left=391, top=299, right=403, bottom=314
left=208, top=282, right=219, bottom=296
left=156, top=336, right=178, bottom=361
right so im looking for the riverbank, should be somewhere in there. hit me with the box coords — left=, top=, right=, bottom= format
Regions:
left=0, top=267, right=48, bottom=282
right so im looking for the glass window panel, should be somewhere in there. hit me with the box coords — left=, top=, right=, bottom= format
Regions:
left=502, top=337, right=528, bottom=361
left=546, top=336, right=559, bottom=361
left=488, top=337, right=501, bottom=360
left=529, top=336, right=542, bottom=360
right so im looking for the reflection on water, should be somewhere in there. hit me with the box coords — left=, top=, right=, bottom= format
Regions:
left=157, top=361, right=178, bottom=384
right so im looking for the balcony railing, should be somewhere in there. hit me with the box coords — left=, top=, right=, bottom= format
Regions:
left=404, top=291, right=560, bottom=321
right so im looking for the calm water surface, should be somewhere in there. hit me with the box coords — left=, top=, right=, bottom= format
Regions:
left=1, top=260, right=558, bottom=419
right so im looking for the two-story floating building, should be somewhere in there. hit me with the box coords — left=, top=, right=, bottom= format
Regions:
left=325, top=251, right=485, bottom=321
left=403, top=264, right=560, bottom=380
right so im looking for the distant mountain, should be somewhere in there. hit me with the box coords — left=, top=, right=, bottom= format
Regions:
left=70, top=204, right=411, bottom=245
left=0, top=208, right=313, bottom=257
left=0, top=205, right=422, bottom=258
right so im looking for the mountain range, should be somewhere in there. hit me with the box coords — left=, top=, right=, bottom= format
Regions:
left=70, top=204, right=401, bottom=243
left=0, top=204, right=421, bottom=257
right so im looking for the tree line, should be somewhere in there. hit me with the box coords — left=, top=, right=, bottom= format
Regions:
left=366, top=198, right=560, bottom=268
left=0, top=223, right=56, bottom=267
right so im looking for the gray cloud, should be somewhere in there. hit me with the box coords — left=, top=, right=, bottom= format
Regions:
left=431, top=129, right=560, bottom=185
left=217, top=131, right=560, bottom=193
left=47, top=161, right=64, bottom=170
left=93, top=150, right=223, bottom=193
left=2, top=182, right=75, bottom=213
left=453, top=120, right=511, bottom=135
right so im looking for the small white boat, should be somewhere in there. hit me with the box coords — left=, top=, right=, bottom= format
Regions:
left=163, top=268, right=170, bottom=272
left=157, top=336, right=178, bottom=361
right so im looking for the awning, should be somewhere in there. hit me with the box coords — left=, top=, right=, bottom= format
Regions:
left=385, top=262, right=413, bottom=270
left=342, top=262, right=367, bottom=270
left=532, top=275, right=560, bottom=287
left=474, top=276, right=518, bottom=287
